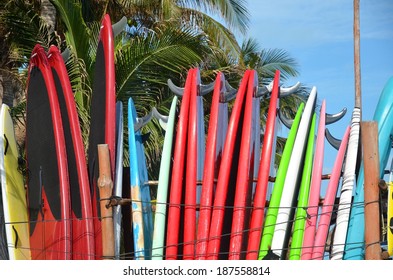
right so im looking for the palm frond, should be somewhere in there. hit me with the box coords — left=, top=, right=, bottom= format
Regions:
left=257, top=48, right=300, bottom=81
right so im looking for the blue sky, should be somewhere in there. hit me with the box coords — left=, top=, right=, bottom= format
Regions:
left=243, top=0, right=393, bottom=185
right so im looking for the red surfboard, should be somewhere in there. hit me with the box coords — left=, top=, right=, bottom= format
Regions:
left=246, top=70, right=280, bottom=259
left=228, top=70, right=259, bottom=260
left=195, top=72, right=228, bottom=260
left=48, top=45, right=95, bottom=259
left=26, top=44, right=71, bottom=259
left=87, top=14, right=116, bottom=259
left=206, top=70, right=251, bottom=260
left=165, top=69, right=194, bottom=260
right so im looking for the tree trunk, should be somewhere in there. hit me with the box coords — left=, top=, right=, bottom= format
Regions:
left=40, top=0, right=57, bottom=33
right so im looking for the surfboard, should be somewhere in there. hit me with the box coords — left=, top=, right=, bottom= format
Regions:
left=312, top=125, right=350, bottom=260
left=206, top=70, right=251, bottom=260
left=301, top=100, right=326, bottom=260
left=345, top=76, right=393, bottom=259
left=165, top=68, right=194, bottom=260
left=330, top=107, right=361, bottom=260
left=196, top=72, right=229, bottom=260
left=26, top=44, right=71, bottom=260
left=113, top=101, right=124, bottom=259
left=48, top=45, right=95, bottom=260
left=258, top=102, right=304, bottom=260
left=388, top=157, right=393, bottom=257
left=87, top=14, right=116, bottom=259
left=246, top=70, right=280, bottom=260
left=228, top=70, right=259, bottom=260
left=128, top=97, right=154, bottom=260
left=270, top=87, right=317, bottom=259
left=288, top=113, right=316, bottom=260
left=151, top=96, right=178, bottom=260
left=0, top=104, right=31, bottom=260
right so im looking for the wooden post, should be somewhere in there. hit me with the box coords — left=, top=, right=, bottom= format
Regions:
left=98, top=144, right=115, bottom=259
left=361, top=122, right=381, bottom=259
left=353, top=0, right=362, bottom=110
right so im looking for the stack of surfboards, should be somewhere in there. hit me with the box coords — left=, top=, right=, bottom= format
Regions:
left=3, top=12, right=393, bottom=260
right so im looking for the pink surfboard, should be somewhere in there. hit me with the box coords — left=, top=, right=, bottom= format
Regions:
left=301, top=100, right=326, bottom=260
left=312, top=126, right=350, bottom=260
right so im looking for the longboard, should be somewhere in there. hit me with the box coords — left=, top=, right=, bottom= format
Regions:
left=48, top=45, right=95, bottom=260
left=128, top=97, right=154, bottom=260
left=229, top=70, right=259, bottom=260
left=258, top=102, right=305, bottom=259
left=151, top=96, right=178, bottom=260
left=246, top=70, right=280, bottom=260
left=0, top=104, right=31, bottom=259
left=183, top=68, right=206, bottom=260
left=270, top=87, right=317, bottom=259
left=345, top=77, right=393, bottom=259
left=288, top=113, right=316, bottom=260
left=87, top=14, right=116, bottom=259
left=330, top=107, right=361, bottom=259
left=26, top=44, right=71, bottom=259
left=206, top=70, right=251, bottom=260
left=301, top=100, right=326, bottom=259
left=312, top=125, right=350, bottom=260
left=114, top=101, right=124, bottom=259
left=165, top=69, right=194, bottom=260
left=196, top=72, right=229, bottom=260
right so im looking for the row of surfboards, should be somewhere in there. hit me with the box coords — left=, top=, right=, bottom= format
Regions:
left=1, top=13, right=393, bottom=260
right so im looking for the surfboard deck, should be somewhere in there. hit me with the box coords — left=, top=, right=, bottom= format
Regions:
left=26, top=44, right=71, bottom=260
left=87, top=14, right=116, bottom=259
left=206, top=70, right=251, bottom=260
left=0, top=104, right=31, bottom=260
left=258, top=102, right=304, bottom=259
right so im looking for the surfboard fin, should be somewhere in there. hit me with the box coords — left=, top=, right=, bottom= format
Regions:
left=152, top=107, right=169, bottom=131
left=134, top=110, right=153, bottom=132
left=278, top=109, right=293, bottom=129
left=325, top=128, right=342, bottom=150
left=256, top=81, right=301, bottom=98
left=221, top=80, right=238, bottom=102
left=112, top=16, right=127, bottom=37
left=325, top=107, right=347, bottom=125
left=61, top=48, right=70, bottom=62
left=168, top=78, right=214, bottom=97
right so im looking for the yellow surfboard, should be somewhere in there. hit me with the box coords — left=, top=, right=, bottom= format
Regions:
left=0, top=104, right=31, bottom=259
left=388, top=161, right=393, bottom=256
